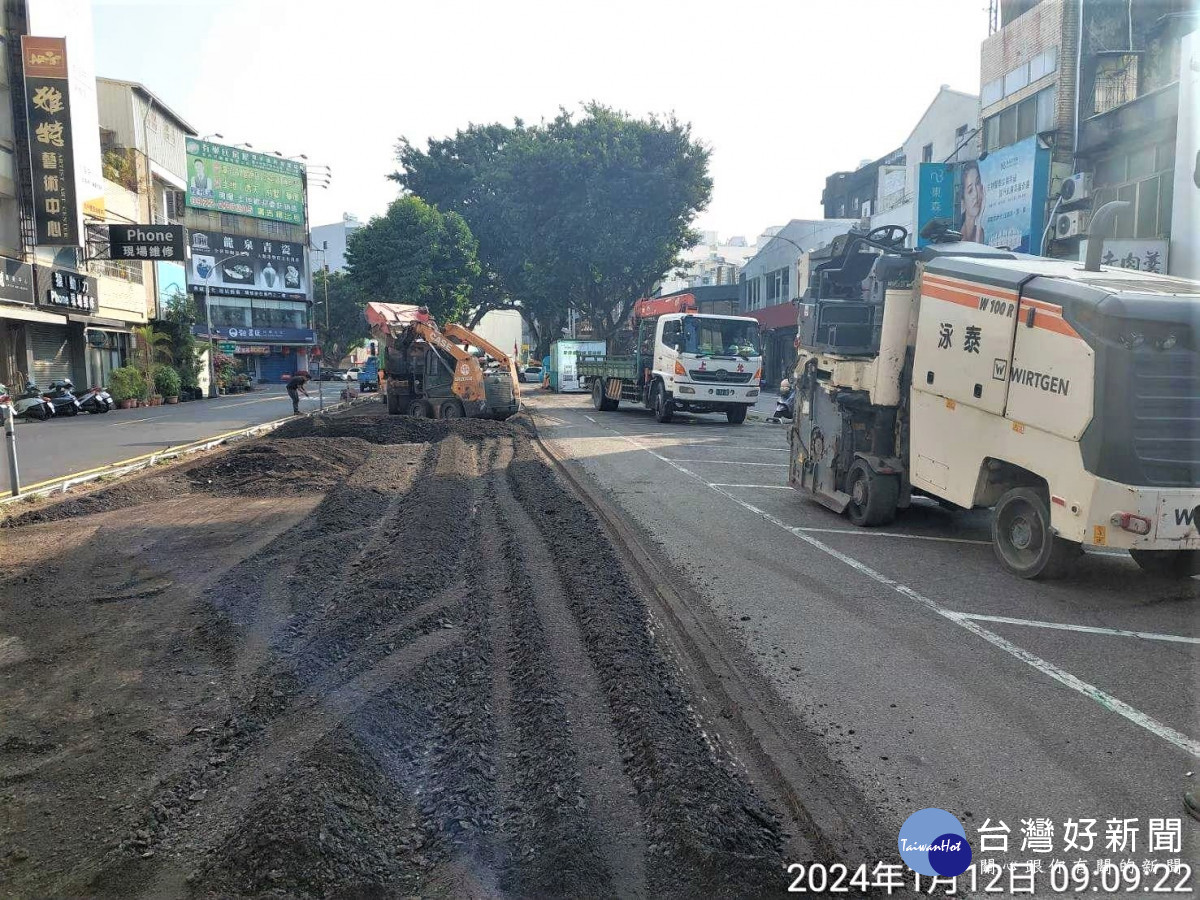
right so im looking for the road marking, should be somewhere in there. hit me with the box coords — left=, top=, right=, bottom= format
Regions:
left=952, top=613, right=1200, bottom=645
left=221, top=395, right=291, bottom=409
left=669, top=458, right=788, bottom=467
left=109, top=414, right=169, bottom=427
left=710, top=483, right=794, bottom=490
left=586, top=421, right=1200, bottom=758
left=794, top=527, right=991, bottom=546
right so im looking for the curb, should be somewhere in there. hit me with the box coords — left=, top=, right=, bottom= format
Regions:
left=1, top=396, right=371, bottom=507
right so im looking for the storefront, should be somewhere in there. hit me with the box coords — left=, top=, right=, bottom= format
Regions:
left=0, top=256, right=39, bottom=386
left=748, top=302, right=799, bottom=388
left=192, top=323, right=316, bottom=384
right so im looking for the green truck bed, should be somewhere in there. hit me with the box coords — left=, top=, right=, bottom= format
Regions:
left=576, top=354, right=637, bottom=381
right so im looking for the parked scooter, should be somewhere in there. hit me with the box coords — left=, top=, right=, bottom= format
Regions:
left=13, top=382, right=55, bottom=421
left=72, top=382, right=115, bottom=414
left=45, top=380, right=83, bottom=417
left=769, top=377, right=795, bottom=423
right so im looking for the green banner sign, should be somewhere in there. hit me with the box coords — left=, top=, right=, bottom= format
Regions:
left=185, top=140, right=305, bottom=226
left=218, top=342, right=237, bottom=353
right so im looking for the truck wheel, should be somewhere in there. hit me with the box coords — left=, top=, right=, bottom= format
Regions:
left=439, top=399, right=465, bottom=420
left=992, top=487, right=1079, bottom=579
left=846, top=459, right=898, bottom=527
left=591, top=377, right=607, bottom=411
left=407, top=399, right=431, bottom=418
left=726, top=404, right=749, bottom=425
left=1130, top=549, right=1200, bottom=578
left=652, top=382, right=674, bottom=423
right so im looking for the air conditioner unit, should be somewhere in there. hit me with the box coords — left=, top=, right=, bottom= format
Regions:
left=1059, top=172, right=1093, bottom=204
left=1055, top=210, right=1090, bottom=239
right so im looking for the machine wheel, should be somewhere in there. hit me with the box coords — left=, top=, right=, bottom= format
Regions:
left=726, top=404, right=748, bottom=425
left=439, top=399, right=465, bottom=420
left=845, top=459, right=899, bottom=527
left=652, top=382, right=674, bottom=423
left=407, top=399, right=431, bottom=418
left=1130, top=549, right=1200, bottom=578
left=991, top=487, right=1079, bottom=579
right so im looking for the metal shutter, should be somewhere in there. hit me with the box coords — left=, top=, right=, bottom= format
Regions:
left=28, top=324, right=74, bottom=386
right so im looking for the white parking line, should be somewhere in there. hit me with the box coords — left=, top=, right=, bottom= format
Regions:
left=953, top=613, right=1200, bottom=645
left=795, top=527, right=991, bottom=546
left=669, top=459, right=788, bottom=467
left=586, top=420, right=1200, bottom=758
left=710, top=483, right=794, bottom=490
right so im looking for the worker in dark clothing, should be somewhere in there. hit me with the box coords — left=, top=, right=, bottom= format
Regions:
left=286, top=373, right=310, bottom=415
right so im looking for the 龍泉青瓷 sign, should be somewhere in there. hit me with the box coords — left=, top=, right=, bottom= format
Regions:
left=185, top=140, right=305, bottom=226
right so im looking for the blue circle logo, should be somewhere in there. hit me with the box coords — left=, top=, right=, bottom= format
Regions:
left=898, top=808, right=972, bottom=877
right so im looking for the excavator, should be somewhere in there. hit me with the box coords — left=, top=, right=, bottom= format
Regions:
left=366, top=302, right=522, bottom=420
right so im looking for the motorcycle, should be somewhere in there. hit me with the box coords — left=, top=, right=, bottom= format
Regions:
left=769, top=377, right=795, bottom=422
left=13, top=382, right=55, bottom=421
left=45, top=380, right=83, bottom=417
left=72, top=382, right=115, bottom=414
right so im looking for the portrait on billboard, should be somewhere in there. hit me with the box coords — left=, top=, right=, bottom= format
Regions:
left=190, top=157, right=214, bottom=200
left=958, top=160, right=985, bottom=243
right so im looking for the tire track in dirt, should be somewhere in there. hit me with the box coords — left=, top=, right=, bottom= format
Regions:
left=490, top=436, right=649, bottom=899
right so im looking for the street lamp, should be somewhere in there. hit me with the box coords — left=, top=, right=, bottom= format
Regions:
left=200, top=132, right=224, bottom=141
left=201, top=252, right=249, bottom=398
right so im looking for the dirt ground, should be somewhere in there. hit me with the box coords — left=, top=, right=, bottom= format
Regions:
left=0, top=410, right=789, bottom=899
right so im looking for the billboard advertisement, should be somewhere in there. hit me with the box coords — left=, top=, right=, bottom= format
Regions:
left=185, top=140, right=305, bottom=225
left=20, top=37, right=78, bottom=246
left=959, top=136, right=1050, bottom=253
left=1171, top=30, right=1199, bottom=279
left=27, top=0, right=105, bottom=226
left=916, top=163, right=957, bottom=247
left=187, top=229, right=307, bottom=300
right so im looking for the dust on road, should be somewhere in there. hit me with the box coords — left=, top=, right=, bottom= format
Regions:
left=0, top=411, right=787, bottom=898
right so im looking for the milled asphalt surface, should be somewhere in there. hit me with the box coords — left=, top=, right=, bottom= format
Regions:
left=531, top=385, right=1200, bottom=874
left=1, top=383, right=357, bottom=492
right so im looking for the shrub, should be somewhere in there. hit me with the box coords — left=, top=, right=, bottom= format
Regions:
left=154, top=366, right=181, bottom=397
left=109, top=366, right=147, bottom=402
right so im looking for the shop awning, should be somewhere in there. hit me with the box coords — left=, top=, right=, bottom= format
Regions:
left=748, top=302, right=799, bottom=331
left=0, top=304, right=67, bottom=325
left=67, top=314, right=134, bottom=330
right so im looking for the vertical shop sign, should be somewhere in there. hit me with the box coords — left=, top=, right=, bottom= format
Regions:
left=21, top=36, right=78, bottom=246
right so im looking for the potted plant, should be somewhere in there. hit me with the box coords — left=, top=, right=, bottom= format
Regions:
left=155, top=367, right=181, bottom=404
left=108, top=366, right=143, bottom=410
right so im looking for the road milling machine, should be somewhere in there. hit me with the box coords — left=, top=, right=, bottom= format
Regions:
left=787, top=211, right=1200, bottom=579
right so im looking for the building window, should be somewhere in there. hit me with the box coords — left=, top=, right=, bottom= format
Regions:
left=1091, top=140, right=1175, bottom=239
left=1029, top=46, right=1058, bottom=82
left=95, top=258, right=145, bottom=284
left=982, top=78, right=1003, bottom=107
left=922, top=143, right=934, bottom=163
left=1004, top=61, right=1029, bottom=96
left=743, top=275, right=762, bottom=310
left=983, top=85, right=1056, bottom=151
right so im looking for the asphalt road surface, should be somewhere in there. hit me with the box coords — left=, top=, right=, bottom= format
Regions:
left=531, top=385, right=1200, bottom=878
left=1, top=384, right=364, bottom=492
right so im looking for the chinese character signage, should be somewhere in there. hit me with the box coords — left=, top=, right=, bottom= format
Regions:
left=185, top=140, right=306, bottom=225
left=917, top=163, right=957, bottom=247
left=34, top=266, right=96, bottom=313
left=0, top=257, right=35, bottom=305
left=1078, top=238, right=1169, bottom=274
left=108, top=224, right=186, bottom=261
left=959, top=136, right=1051, bottom=253
left=21, top=36, right=78, bottom=246
left=186, top=229, right=307, bottom=300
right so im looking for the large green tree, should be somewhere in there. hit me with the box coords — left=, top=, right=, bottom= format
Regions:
left=392, top=103, right=712, bottom=348
left=345, top=195, right=480, bottom=325
left=312, top=269, right=369, bottom=365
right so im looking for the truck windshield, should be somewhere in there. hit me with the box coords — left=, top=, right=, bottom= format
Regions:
left=681, top=317, right=760, bottom=358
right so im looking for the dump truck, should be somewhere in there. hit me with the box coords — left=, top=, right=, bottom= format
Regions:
left=787, top=212, right=1200, bottom=579
left=576, top=294, right=763, bottom=424
left=366, top=302, right=521, bottom=420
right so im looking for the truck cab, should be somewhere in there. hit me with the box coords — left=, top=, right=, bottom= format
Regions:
left=648, top=312, right=762, bottom=422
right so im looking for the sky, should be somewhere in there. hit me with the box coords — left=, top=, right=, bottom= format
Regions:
left=93, top=0, right=989, bottom=241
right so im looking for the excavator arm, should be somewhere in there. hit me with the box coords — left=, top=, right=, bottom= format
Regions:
left=442, top=323, right=523, bottom=404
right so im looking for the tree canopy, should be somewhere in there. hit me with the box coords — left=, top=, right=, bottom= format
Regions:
left=345, top=195, right=480, bottom=326
left=312, top=269, right=369, bottom=365
left=392, top=103, right=712, bottom=348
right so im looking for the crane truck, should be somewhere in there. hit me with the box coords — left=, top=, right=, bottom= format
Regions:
left=367, top=303, right=522, bottom=420
left=576, top=294, right=763, bottom=424
left=787, top=213, right=1200, bottom=579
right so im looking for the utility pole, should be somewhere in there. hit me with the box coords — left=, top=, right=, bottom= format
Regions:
left=202, top=252, right=249, bottom=398
left=2, top=398, right=18, bottom=497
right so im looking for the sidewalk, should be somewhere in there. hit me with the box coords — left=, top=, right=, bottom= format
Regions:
left=1, top=385, right=367, bottom=493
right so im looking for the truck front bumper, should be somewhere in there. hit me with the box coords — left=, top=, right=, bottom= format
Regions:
left=668, top=380, right=760, bottom=404
left=1085, top=479, right=1200, bottom=550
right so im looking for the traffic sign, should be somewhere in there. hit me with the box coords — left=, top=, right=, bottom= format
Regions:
left=218, top=342, right=237, bottom=353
